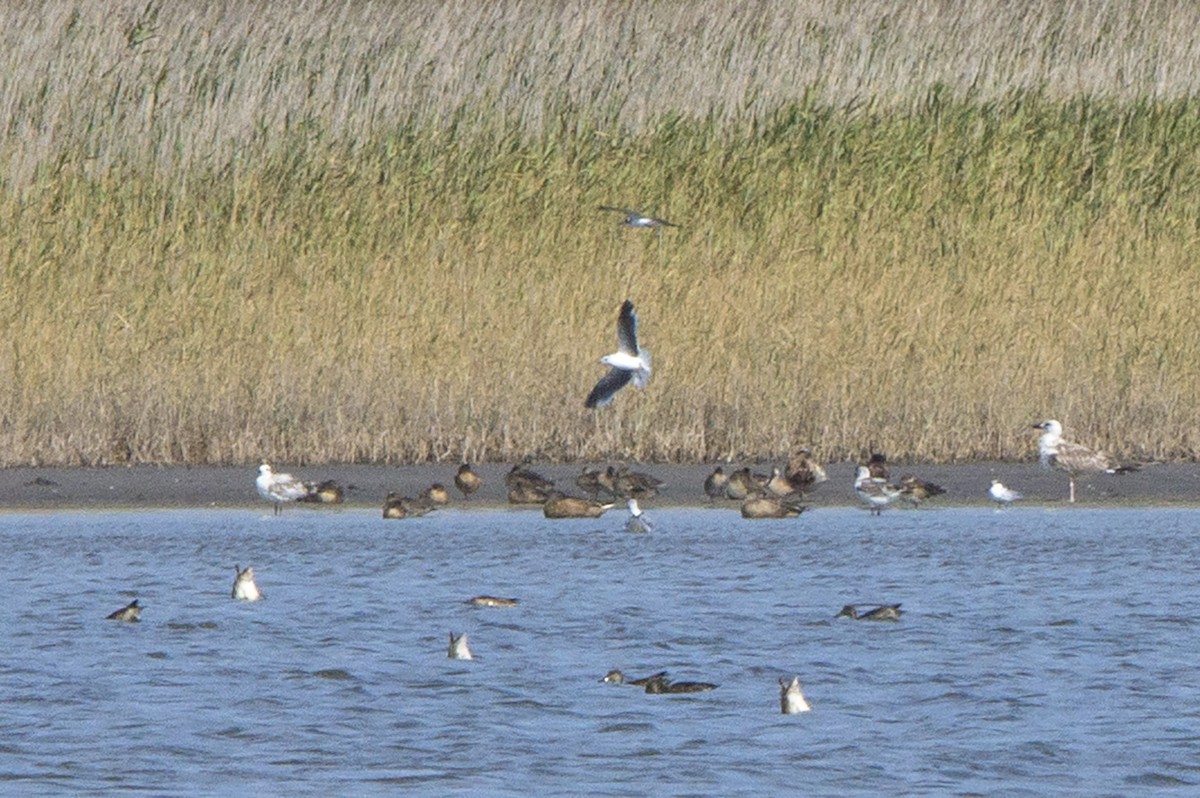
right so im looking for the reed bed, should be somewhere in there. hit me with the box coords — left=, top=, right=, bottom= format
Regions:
left=3, top=0, right=1200, bottom=466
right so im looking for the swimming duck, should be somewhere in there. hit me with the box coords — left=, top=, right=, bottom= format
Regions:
left=643, top=673, right=718, bottom=694
left=448, top=632, right=473, bottom=660
left=703, top=466, right=729, bottom=502
left=454, top=464, right=482, bottom=499
left=740, top=494, right=807, bottom=519
left=465, top=596, right=520, bottom=608
left=232, top=565, right=262, bottom=601
left=601, top=669, right=669, bottom=686
left=836, top=603, right=902, bottom=621
left=106, top=599, right=142, bottom=622
left=624, top=498, right=653, bottom=533
left=543, top=492, right=615, bottom=519
left=779, top=676, right=812, bottom=714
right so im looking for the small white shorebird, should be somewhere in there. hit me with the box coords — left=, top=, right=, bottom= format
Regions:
left=1033, top=419, right=1138, bottom=503
left=447, top=632, right=473, bottom=660
left=586, top=300, right=652, bottom=408
left=232, top=565, right=262, bottom=601
left=256, top=463, right=313, bottom=514
left=779, top=676, right=811, bottom=714
left=988, top=479, right=1023, bottom=506
left=853, top=465, right=901, bottom=515
left=624, top=498, right=653, bottom=533
left=599, top=205, right=679, bottom=230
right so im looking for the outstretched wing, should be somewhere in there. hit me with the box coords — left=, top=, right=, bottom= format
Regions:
left=585, top=367, right=634, bottom=408
left=616, top=300, right=639, bottom=356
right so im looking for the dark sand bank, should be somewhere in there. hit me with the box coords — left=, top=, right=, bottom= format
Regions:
left=1, top=461, right=1196, bottom=511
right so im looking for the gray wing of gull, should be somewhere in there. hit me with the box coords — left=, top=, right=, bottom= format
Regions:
left=616, top=300, right=639, bottom=356
left=586, top=368, right=634, bottom=408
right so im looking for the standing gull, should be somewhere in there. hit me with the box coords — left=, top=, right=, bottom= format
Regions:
left=599, top=206, right=679, bottom=230
left=853, top=465, right=901, bottom=515
left=255, top=463, right=313, bottom=515
left=1033, top=419, right=1138, bottom=503
left=585, top=300, right=652, bottom=408
left=989, top=479, right=1023, bottom=506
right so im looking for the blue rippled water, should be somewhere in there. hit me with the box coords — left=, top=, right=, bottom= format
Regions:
left=2, top=505, right=1198, bottom=796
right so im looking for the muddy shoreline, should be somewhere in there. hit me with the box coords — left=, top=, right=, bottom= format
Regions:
left=1, top=461, right=1195, bottom=510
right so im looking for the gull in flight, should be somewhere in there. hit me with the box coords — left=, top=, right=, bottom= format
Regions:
left=599, top=205, right=679, bottom=230
left=853, top=465, right=901, bottom=515
left=1033, top=419, right=1138, bottom=503
left=585, top=300, right=651, bottom=408
left=988, top=479, right=1023, bottom=506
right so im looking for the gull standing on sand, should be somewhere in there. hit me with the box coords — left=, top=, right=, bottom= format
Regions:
left=256, top=463, right=312, bottom=514
left=599, top=206, right=679, bottom=230
left=988, top=479, right=1023, bottom=506
left=853, top=465, right=900, bottom=515
left=585, top=300, right=651, bottom=408
left=1033, top=419, right=1138, bottom=503
left=625, top=498, right=653, bottom=533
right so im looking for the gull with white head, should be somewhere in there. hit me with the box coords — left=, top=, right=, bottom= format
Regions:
left=586, top=300, right=651, bottom=408
left=988, top=479, right=1023, bottom=506
left=1033, top=419, right=1138, bottom=503
left=256, top=463, right=313, bottom=515
left=624, top=498, right=653, bottom=533
left=853, top=465, right=900, bottom=515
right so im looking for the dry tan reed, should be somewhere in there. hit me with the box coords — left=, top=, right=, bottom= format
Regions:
left=3, top=1, right=1200, bottom=466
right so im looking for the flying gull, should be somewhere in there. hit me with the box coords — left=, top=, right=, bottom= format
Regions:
left=585, top=300, right=651, bottom=408
left=599, top=206, right=679, bottom=230
left=1033, top=419, right=1138, bottom=503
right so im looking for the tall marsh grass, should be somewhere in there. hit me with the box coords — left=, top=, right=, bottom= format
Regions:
left=4, top=0, right=1200, bottom=465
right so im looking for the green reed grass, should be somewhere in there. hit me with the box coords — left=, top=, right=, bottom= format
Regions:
left=3, top=1, right=1200, bottom=466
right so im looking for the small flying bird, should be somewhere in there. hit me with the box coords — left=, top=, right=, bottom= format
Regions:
left=585, top=300, right=652, bottom=408
left=989, top=479, right=1023, bottom=506
left=454, top=464, right=482, bottom=499
left=106, top=599, right=142, bottom=623
left=599, top=205, right=679, bottom=230
left=780, top=676, right=812, bottom=714
left=624, top=498, right=653, bottom=533
left=1033, top=419, right=1139, bottom=503
left=740, top=494, right=807, bottom=519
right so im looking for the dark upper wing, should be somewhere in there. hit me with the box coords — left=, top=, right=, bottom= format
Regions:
left=616, top=300, right=638, bottom=355
left=585, top=368, right=634, bottom=408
